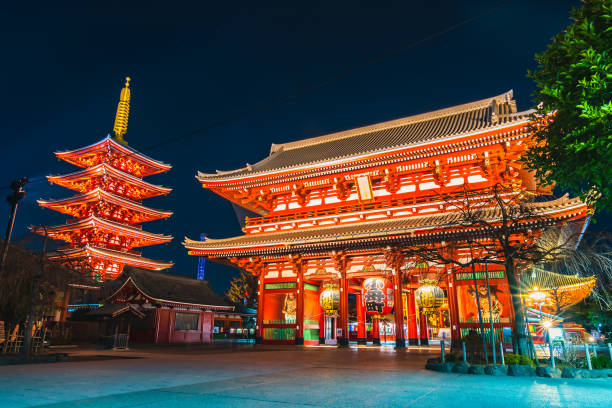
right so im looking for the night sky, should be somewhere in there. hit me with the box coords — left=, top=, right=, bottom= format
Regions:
left=1, top=0, right=587, bottom=294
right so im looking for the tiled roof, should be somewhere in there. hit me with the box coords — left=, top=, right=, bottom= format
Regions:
left=184, top=195, right=585, bottom=255
left=199, top=90, right=533, bottom=181
left=520, top=267, right=596, bottom=291
left=52, top=245, right=173, bottom=270
left=56, top=136, right=171, bottom=176
left=112, top=268, right=234, bottom=309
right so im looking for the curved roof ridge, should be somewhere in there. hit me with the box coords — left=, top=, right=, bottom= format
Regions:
left=271, top=90, right=515, bottom=153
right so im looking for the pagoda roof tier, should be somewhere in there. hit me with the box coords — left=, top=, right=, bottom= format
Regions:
left=184, top=195, right=587, bottom=257
left=48, top=163, right=172, bottom=199
left=51, top=245, right=173, bottom=271
left=38, top=188, right=173, bottom=223
left=33, top=216, right=172, bottom=247
left=198, top=90, right=533, bottom=183
left=56, top=136, right=171, bottom=177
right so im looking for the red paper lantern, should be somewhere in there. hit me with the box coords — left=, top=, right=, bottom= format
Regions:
left=362, top=277, right=393, bottom=315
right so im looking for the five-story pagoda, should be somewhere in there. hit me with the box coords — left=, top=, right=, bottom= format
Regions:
left=33, top=78, right=173, bottom=280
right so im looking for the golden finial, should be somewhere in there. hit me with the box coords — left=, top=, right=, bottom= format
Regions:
left=113, top=77, right=131, bottom=144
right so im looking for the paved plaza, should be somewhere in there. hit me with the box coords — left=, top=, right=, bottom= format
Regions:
left=1, top=345, right=611, bottom=407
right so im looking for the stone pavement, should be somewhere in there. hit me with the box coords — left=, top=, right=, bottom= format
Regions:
left=1, top=345, right=611, bottom=407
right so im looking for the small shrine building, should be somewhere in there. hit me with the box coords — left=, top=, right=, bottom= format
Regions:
left=184, top=91, right=590, bottom=347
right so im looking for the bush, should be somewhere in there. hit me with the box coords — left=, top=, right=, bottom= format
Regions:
left=504, top=353, right=536, bottom=368
left=445, top=353, right=460, bottom=363
left=461, top=331, right=484, bottom=362
left=590, top=355, right=612, bottom=369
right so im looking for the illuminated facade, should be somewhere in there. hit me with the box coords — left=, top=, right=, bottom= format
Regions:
left=33, top=78, right=173, bottom=280
left=184, top=91, right=589, bottom=347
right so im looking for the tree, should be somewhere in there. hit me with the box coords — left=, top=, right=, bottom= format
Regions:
left=0, top=239, right=96, bottom=353
left=409, top=184, right=587, bottom=357
left=225, top=268, right=257, bottom=308
left=527, top=0, right=612, bottom=212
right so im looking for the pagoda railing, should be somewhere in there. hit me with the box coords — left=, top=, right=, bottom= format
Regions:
left=66, top=217, right=143, bottom=229
left=58, top=245, right=142, bottom=256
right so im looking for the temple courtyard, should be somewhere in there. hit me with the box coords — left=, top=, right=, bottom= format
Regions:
left=1, top=345, right=611, bottom=407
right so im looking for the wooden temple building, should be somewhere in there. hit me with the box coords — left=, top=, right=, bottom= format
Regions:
left=184, top=91, right=590, bottom=347
left=33, top=78, right=173, bottom=281
left=98, top=268, right=234, bottom=344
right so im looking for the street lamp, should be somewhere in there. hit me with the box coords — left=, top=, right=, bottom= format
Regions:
left=0, top=177, right=28, bottom=270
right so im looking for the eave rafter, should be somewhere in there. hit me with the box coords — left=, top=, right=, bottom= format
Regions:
left=56, top=135, right=171, bottom=177
left=48, top=163, right=172, bottom=200
left=38, top=188, right=172, bottom=223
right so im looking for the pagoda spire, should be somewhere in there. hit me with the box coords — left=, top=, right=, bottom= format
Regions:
left=113, top=77, right=131, bottom=145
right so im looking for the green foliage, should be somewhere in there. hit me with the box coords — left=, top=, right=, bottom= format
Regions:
left=447, top=353, right=461, bottom=363
left=504, top=353, right=536, bottom=368
left=527, top=0, right=612, bottom=211
left=225, top=268, right=257, bottom=308
left=590, top=354, right=612, bottom=368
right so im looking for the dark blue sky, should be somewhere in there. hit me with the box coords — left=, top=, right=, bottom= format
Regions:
left=1, top=0, right=585, bottom=293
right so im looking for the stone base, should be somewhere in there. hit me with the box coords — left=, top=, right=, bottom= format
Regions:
left=420, top=338, right=429, bottom=346
left=295, top=337, right=304, bottom=346
left=508, top=364, right=536, bottom=377
left=395, top=339, right=406, bottom=348
left=536, top=366, right=561, bottom=378
left=408, top=338, right=418, bottom=346
left=485, top=365, right=508, bottom=376
left=319, top=337, right=326, bottom=345
left=357, top=338, right=367, bottom=345
left=468, top=365, right=485, bottom=375
left=255, top=337, right=263, bottom=344
left=338, top=337, right=349, bottom=347
left=452, top=362, right=470, bottom=374
left=373, top=338, right=381, bottom=345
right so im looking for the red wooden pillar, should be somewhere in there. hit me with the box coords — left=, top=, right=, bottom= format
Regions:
left=296, top=262, right=305, bottom=345
left=393, top=268, right=406, bottom=348
left=446, top=270, right=461, bottom=350
left=256, top=272, right=265, bottom=344
left=419, top=311, right=429, bottom=346
left=356, top=292, right=366, bottom=345
left=372, top=317, right=381, bottom=345
left=338, top=272, right=349, bottom=347
left=407, top=289, right=418, bottom=345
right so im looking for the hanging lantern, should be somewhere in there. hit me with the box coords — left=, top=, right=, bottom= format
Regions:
left=362, top=277, right=393, bottom=316
left=320, top=283, right=340, bottom=316
left=415, top=279, right=444, bottom=315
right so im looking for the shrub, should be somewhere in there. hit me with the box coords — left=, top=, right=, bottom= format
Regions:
left=461, top=331, right=484, bottom=362
left=504, top=353, right=536, bottom=368
left=590, top=355, right=612, bottom=369
left=445, top=353, right=460, bottom=363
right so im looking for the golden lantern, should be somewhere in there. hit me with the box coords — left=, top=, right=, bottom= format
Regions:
left=320, top=283, right=340, bottom=316
left=415, top=279, right=444, bottom=315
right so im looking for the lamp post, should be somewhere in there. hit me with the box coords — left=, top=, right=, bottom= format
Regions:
left=0, top=177, right=28, bottom=271
left=529, top=287, right=549, bottom=366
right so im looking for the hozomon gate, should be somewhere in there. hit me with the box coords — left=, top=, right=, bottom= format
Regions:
left=184, top=91, right=589, bottom=347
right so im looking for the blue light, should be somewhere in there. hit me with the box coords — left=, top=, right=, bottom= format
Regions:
left=197, top=233, right=206, bottom=280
